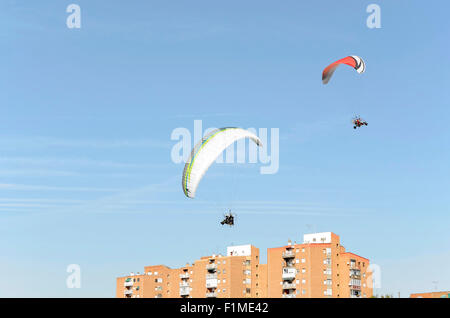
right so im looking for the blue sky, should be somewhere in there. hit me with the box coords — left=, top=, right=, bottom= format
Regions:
left=0, top=0, right=449, bottom=297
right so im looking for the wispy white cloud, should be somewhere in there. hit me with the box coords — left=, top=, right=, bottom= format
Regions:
left=0, top=136, right=171, bottom=149
left=0, top=156, right=165, bottom=169
left=0, top=183, right=125, bottom=192
left=0, top=176, right=180, bottom=215
left=0, top=169, right=81, bottom=177
left=0, top=198, right=84, bottom=204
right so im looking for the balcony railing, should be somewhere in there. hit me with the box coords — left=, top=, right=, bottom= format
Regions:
left=282, top=251, right=295, bottom=259
left=124, top=289, right=133, bottom=295
left=282, top=294, right=296, bottom=298
left=206, top=292, right=217, bottom=298
left=282, top=267, right=296, bottom=280
left=206, top=274, right=218, bottom=280
left=206, top=280, right=218, bottom=288
left=180, top=287, right=190, bottom=296
left=206, top=263, right=217, bottom=271
left=180, top=273, right=190, bottom=279
left=349, top=285, right=361, bottom=290
left=180, top=282, right=190, bottom=287
left=124, top=281, right=133, bottom=287
left=282, top=283, right=296, bottom=290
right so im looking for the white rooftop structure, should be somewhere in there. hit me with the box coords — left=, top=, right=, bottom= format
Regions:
left=227, top=244, right=252, bottom=256
left=303, top=232, right=332, bottom=244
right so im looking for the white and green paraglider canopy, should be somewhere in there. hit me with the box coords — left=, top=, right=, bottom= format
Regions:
left=182, top=127, right=262, bottom=199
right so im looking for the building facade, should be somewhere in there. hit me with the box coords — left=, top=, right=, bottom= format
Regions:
left=116, top=232, right=372, bottom=298
left=267, top=232, right=372, bottom=298
left=410, top=291, right=450, bottom=298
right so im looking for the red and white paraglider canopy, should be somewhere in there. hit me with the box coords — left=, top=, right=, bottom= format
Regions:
left=322, top=55, right=365, bottom=84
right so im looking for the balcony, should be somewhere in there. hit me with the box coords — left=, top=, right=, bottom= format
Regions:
left=180, top=281, right=190, bottom=287
left=180, top=287, right=190, bottom=296
left=206, top=292, right=217, bottom=298
left=282, top=251, right=295, bottom=259
left=206, top=263, right=217, bottom=271
left=206, top=274, right=217, bottom=280
left=124, top=289, right=133, bottom=295
left=180, top=273, right=190, bottom=279
left=206, top=279, right=218, bottom=288
left=349, top=285, right=361, bottom=290
left=124, top=281, right=133, bottom=287
left=282, top=267, right=296, bottom=280
left=282, top=294, right=296, bottom=298
left=282, top=283, right=296, bottom=290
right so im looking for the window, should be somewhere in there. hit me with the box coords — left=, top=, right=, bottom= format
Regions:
left=223, top=269, right=226, bottom=274
left=302, top=279, right=306, bottom=284
left=301, top=258, right=306, bottom=263
left=302, top=289, right=306, bottom=295
left=302, top=248, right=305, bottom=252
left=302, top=268, right=306, bottom=273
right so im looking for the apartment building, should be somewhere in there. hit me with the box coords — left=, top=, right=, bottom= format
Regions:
left=116, top=232, right=371, bottom=298
left=267, top=232, right=372, bottom=298
left=116, top=244, right=267, bottom=298
left=410, top=291, right=450, bottom=298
